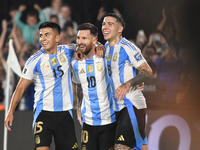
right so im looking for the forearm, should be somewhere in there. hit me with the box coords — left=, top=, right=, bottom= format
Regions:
left=8, top=85, right=25, bottom=114
left=76, top=84, right=83, bottom=108
left=126, top=62, right=153, bottom=87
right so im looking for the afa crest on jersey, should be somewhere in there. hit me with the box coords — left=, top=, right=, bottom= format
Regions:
left=50, top=57, right=57, bottom=66
left=96, top=62, right=103, bottom=72
left=59, top=54, right=66, bottom=63
left=87, top=65, right=93, bottom=73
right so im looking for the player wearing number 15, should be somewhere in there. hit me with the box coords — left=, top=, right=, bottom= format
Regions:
left=4, top=22, right=79, bottom=150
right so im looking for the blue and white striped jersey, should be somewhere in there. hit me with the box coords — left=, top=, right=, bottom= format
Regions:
left=21, top=44, right=76, bottom=112
left=105, top=37, right=147, bottom=111
left=71, top=55, right=116, bottom=126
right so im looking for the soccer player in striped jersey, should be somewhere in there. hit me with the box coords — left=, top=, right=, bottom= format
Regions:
left=4, top=22, right=79, bottom=150
left=71, top=23, right=116, bottom=150
left=102, top=13, right=153, bottom=150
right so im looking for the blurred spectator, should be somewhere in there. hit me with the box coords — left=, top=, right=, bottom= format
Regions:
left=58, top=4, right=78, bottom=34
left=135, top=30, right=147, bottom=50
left=14, top=4, right=46, bottom=45
left=0, top=21, right=17, bottom=107
left=154, top=44, right=185, bottom=104
left=143, top=61, right=166, bottom=109
left=142, top=45, right=157, bottom=62
left=4, top=5, right=18, bottom=40
left=146, top=30, right=167, bottom=55
left=59, top=21, right=76, bottom=45
left=42, top=0, right=62, bottom=21
left=157, top=8, right=177, bottom=46
left=50, top=14, right=60, bottom=25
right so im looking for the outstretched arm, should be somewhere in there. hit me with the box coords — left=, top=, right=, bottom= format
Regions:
left=4, top=78, right=32, bottom=131
left=115, top=62, right=153, bottom=100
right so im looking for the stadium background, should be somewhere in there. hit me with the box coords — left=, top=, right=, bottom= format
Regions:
left=0, top=0, right=200, bottom=149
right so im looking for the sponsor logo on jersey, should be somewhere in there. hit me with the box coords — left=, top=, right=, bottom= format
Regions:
left=50, top=57, right=57, bottom=66
left=117, top=135, right=125, bottom=141
left=79, top=68, right=85, bottom=74
left=134, top=52, right=143, bottom=62
left=72, top=142, right=79, bottom=149
left=35, top=135, right=40, bottom=144
left=107, top=54, right=112, bottom=62
left=112, top=52, right=118, bottom=62
left=82, top=145, right=86, bottom=150
left=96, top=62, right=103, bottom=72
left=41, top=63, right=49, bottom=69
left=87, top=65, right=93, bottom=73
left=59, top=54, right=66, bottom=63
left=23, top=68, right=27, bottom=74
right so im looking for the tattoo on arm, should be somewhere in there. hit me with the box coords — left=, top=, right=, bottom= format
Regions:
left=76, top=84, right=83, bottom=108
left=128, top=64, right=152, bottom=87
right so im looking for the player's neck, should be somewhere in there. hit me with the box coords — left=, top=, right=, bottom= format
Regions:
left=84, top=48, right=95, bottom=60
left=44, top=47, right=58, bottom=55
left=108, top=36, right=122, bottom=47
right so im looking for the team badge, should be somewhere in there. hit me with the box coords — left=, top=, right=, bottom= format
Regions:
left=41, top=63, right=49, bottom=69
left=107, top=54, right=112, bottom=62
left=23, top=68, right=27, bottom=74
left=112, top=52, right=118, bottom=62
left=50, top=57, right=57, bottom=66
left=87, top=65, right=93, bottom=73
left=96, top=63, right=103, bottom=72
left=35, top=135, right=40, bottom=144
left=59, top=54, right=66, bottom=63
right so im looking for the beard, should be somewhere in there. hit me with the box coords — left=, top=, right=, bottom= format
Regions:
left=78, top=42, right=93, bottom=56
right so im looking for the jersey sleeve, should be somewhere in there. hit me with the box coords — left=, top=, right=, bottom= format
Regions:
left=71, top=59, right=80, bottom=84
left=21, top=55, right=40, bottom=81
left=122, top=44, right=147, bottom=68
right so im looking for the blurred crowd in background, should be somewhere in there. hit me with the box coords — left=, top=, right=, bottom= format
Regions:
left=0, top=0, right=199, bottom=112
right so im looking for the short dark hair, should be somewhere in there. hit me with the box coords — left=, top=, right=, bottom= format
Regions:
left=104, top=13, right=125, bottom=28
left=38, top=21, right=61, bottom=34
left=77, top=23, right=98, bottom=37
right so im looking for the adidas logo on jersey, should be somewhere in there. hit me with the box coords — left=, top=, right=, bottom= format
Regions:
left=72, top=142, right=78, bottom=149
left=117, top=135, right=125, bottom=141
left=79, top=68, right=85, bottom=74
left=41, top=63, right=49, bottom=69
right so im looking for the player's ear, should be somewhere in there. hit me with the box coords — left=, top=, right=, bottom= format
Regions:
left=56, top=35, right=60, bottom=43
left=93, top=37, right=98, bottom=45
left=118, top=26, right=123, bottom=33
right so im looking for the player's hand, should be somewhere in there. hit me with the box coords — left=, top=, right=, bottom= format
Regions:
left=4, top=113, right=14, bottom=131
left=74, top=51, right=83, bottom=61
left=77, top=108, right=82, bottom=125
left=115, top=82, right=131, bottom=101
left=136, top=82, right=144, bottom=91
left=95, top=42, right=105, bottom=58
